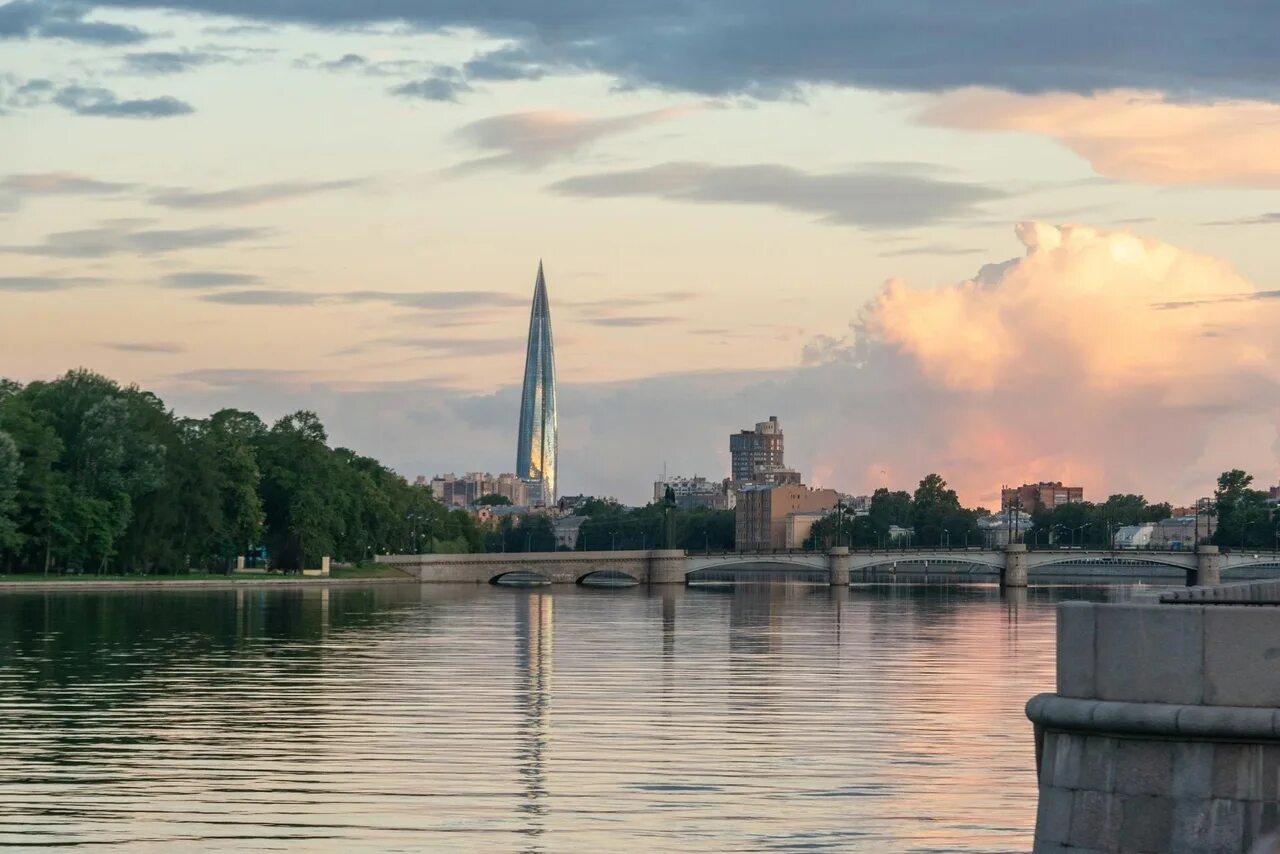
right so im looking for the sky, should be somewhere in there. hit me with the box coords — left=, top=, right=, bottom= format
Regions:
left=3, top=0, right=1280, bottom=506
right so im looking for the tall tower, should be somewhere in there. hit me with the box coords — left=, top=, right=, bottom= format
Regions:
left=516, top=261, right=557, bottom=504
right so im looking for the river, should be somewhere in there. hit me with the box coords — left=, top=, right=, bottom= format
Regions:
left=0, top=582, right=1144, bottom=852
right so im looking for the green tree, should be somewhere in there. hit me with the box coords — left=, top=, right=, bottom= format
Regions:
left=0, top=431, right=20, bottom=555
left=475, top=493, right=513, bottom=506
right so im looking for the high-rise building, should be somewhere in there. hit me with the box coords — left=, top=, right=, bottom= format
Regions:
left=516, top=261, right=558, bottom=505
left=729, top=416, right=799, bottom=486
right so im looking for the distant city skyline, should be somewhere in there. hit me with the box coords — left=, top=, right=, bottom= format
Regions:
left=4, top=3, right=1280, bottom=506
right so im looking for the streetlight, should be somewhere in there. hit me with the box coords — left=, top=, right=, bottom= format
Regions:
left=704, top=531, right=710, bottom=553
left=610, top=530, right=618, bottom=550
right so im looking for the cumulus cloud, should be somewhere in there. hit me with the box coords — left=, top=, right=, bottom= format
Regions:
left=150, top=179, right=363, bottom=209
left=52, top=85, right=193, bottom=118
left=920, top=89, right=1280, bottom=188
left=81, top=1, right=1280, bottom=103
left=551, top=161, right=1004, bottom=229
left=452, top=107, right=700, bottom=171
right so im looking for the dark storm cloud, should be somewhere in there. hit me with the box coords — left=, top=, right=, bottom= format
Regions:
left=80, top=1, right=1280, bottom=101
left=0, top=275, right=103, bottom=291
left=52, top=85, right=193, bottom=118
left=0, top=0, right=148, bottom=45
left=123, top=50, right=227, bottom=74
left=150, top=179, right=363, bottom=208
left=550, top=162, right=1004, bottom=229
left=162, top=271, right=262, bottom=288
left=5, top=222, right=268, bottom=258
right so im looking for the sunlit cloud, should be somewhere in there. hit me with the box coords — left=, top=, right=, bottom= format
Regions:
left=920, top=88, right=1280, bottom=187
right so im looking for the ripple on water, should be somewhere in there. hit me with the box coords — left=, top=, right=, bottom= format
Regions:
left=0, top=582, right=1136, bottom=851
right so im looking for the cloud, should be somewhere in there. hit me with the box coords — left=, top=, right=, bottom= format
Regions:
left=920, top=88, right=1280, bottom=188
left=878, top=243, right=985, bottom=258
left=551, top=161, right=1003, bottom=229
left=0, top=275, right=103, bottom=291
left=150, top=179, right=363, bottom=209
left=201, top=289, right=318, bottom=306
left=200, top=288, right=525, bottom=309
left=392, top=75, right=472, bottom=103
left=123, top=50, right=227, bottom=75
left=581, top=316, right=678, bottom=328
left=5, top=222, right=268, bottom=258
left=52, top=85, right=193, bottom=118
left=2, top=172, right=133, bottom=195
left=332, top=336, right=526, bottom=358
left=452, top=107, right=699, bottom=171
left=144, top=221, right=1280, bottom=508
left=1204, top=213, right=1280, bottom=227
left=81, top=2, right=1280, bottom=104
left=101, top=341, right=185, bottom=353
left=0, top=1, right=148, bottom=45
left=161, top=271, right=262, bottom=288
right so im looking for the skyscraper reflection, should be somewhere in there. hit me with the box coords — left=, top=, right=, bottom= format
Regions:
left=514, top=592, right=553, bottom=833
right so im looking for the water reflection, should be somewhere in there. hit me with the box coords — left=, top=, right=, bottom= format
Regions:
left=0, top=582, right=1154, bottom=852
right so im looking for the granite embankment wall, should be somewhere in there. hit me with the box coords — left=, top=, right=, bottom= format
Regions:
left=1027, top=580, right=1280, bottom=852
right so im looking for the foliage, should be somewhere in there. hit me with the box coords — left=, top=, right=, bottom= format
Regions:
left=474, top=493, right=513, bottom=506
left=1211, top=469, right=1276, bottom=550
left=0, top=370, right=461, bottom=574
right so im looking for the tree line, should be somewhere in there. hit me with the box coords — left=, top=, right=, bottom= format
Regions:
left=0, top=370, right=481, bottom=574
left=803, top=470, right=1278, bottom=551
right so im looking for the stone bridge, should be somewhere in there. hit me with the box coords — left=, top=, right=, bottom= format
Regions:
left=377, top=544, right=1280, bottom=588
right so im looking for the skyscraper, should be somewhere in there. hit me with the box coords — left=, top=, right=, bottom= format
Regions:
left=516, top=261, right=557, bottom=504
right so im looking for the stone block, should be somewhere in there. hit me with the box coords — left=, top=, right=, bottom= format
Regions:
left=1068, top=789, right=1121, bottom=850
left=1212, top=743, right=1266, bottom=800
left=1115, top=739, right=1173, bottom=796
left=1169, top=798, right=1213, bottom=854
left=1119, top=793, right=1173, bottom=852
left=1057, top=602, right=1096, bottom=698
left=1079, top=736, right=1118, bottom=794
left=1039, top=731, right=1058, bottom=788
left=1245, top=802, right=1280, bottom=851
left=1207, top=798, right=1245, bottom=850
left=1170, top=742, right=1214, bottom=799
left=1035, top=785, right=1073, bottom=844
left=1095, top=605, right=1203, bottom=704
left=1052, top=733, right=1084, bottom=789
left=1203, top=607, right=1280, bottom=707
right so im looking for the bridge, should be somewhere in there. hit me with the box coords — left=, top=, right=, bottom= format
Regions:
left=376, top=544, right=1280, bottom=588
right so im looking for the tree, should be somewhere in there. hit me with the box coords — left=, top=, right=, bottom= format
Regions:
left=475, top=493, right=513, bottom=506
left=0, top=431, right=19, bottom=555
left=1212, top=469, right=1273, bottom=550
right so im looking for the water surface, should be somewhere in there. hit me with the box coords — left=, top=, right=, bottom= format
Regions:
left=0, top=583, right=1139, bottom=852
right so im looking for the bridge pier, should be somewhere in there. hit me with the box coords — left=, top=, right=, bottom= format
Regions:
left=827, top=547, right=850, bottom=586
left=647, top=550, right=688, bottom=585
left=1001, top=543, right=1027, bottom=588
left=1191, top=544, right=1221, bottom=587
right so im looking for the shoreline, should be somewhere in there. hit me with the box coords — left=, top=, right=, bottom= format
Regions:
left=0, top=575, right=419, bottom=593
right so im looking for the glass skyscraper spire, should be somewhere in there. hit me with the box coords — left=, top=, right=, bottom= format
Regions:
left=516, top=261, right=557, bottom=504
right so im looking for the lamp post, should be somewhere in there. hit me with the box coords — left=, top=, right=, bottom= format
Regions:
left=610, top=530, right=618, bottom=550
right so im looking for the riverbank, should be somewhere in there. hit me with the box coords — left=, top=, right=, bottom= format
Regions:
left=0, top=567, right=417, bottom=592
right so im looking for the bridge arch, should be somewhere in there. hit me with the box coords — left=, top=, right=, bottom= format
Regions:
left=853, top=555, right=1004, bottom=574
left=686, top=558, right=829, bottom=584
left=490, top=569, right=552, bottom=587
left=576, top=569, right=641, bottom=587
